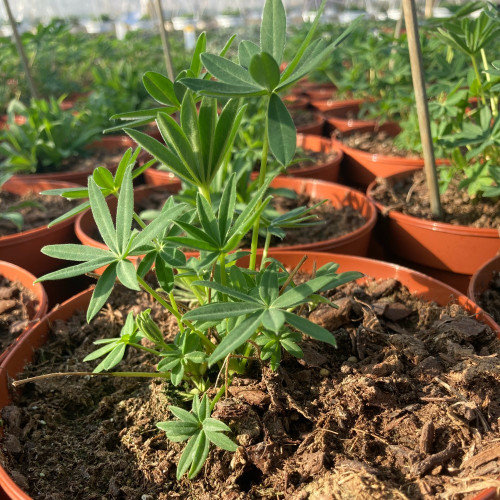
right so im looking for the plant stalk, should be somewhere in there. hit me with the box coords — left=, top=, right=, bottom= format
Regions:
left=402, top=0, right=443, bottom=219
left=249, top=99, right=270, bottom=271
left=12, top=371, right=171, bottom=388
left=470, top=54, right=487, bottom=106
left=2, top=0, right=39, bottom=99
left=153, top=0, right=175, bottom=81
left=480, top=48, right=498, bottom=117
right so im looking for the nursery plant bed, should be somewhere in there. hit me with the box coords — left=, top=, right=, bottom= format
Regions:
left=0, top=252, right=498, bottom=499
left=10, top=135, right=136, bottom=186
left=366, top=170, right=500, bottom=280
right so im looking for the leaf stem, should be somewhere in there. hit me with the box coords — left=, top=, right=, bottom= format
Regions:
left=249, top=96, right=270, bottom=271
left=128, top=342, right=163, bottom=356
left=480, top=48, right=498, bottom=118
left=12, top=371, right=171, bottom=388
left=471, top=54, right=486, bottom=106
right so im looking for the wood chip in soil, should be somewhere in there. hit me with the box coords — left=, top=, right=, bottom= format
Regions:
left=0, top=191, right=78, bottom=236
left=370, top=170, right=500, bottom=228
left=1, top=274, right=499, bottom=499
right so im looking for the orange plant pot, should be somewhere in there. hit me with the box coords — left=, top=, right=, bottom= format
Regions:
left=319, top=99, right=378, bottom=133
left=366, top=172, right=500, bottom=276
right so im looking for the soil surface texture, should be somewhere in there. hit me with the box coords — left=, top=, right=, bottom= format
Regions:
left=479, top=271, right=500, bottom=324
left=0, top=191, right=77, bottom=236
left=336, top=129, right=421, bottom=158
left=370, top=170, right=500, bottom=229
left=0, top=275, right=38, bottom=353
left=1, top=275, right=499, bottom=499
left=291, top=109, right=320, bottom=127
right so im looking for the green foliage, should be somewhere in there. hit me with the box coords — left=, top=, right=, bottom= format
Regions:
left=0, top=97, right=101, bottom=176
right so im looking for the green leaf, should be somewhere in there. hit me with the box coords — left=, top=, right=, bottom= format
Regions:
left=180, top=92, right=203, bottom=182
left=177, top=431, right=201, bottom=479
left=267, top=93, right=296, bottom=166
left=36, top=256, right=115, bottom=282
left=181, top=78, right=266, bottom=98
left=201, top=53, right=257, bottom=88
left=169, top=406, right=199, bottom=425
left=47, top=201, right=90, bottom=228
left=249, top=52, right=280, bottom=91
left=284, top=311, right=336, bottom=346
left=115, top=166, right=133, bottom=253
left=83, top=342, right=118, bottom=362
left=205, top=430, right=238, bottom=452
left=88, top=178, right=118, bottom=255
left=116, top=259, right=139, bottom=291
left=155, top=256, right=174, bottom=292
left=196, top=193, right=220, bottom=245
left=125, top=128, right=197, bottom=185
left=262, top=309, right=285, bottom=331
left=94, top=343, right=126, bottom=372
left=92, top=167, right=115, bottom=190
left=208, top=311, right=264, bottom=365
left=218, top=174, right=237, bottom=242
left=41, top=244, right=111, bottom=261
left=188, top=431, right=210, bottom=479
left=193, top=280, right=261, bottom=303
left=198, top=98, right=217, bottom=178
left=157, top=420, right=199, bottom=439
left=184, top=302, right=262, bottom=322
left=260, top=0, right=287, bottom=65
left=87, top=262, right=118, bottom=323
left=202, top=418, right=231, bottom=433
left=143, top=71, right=180, bottom=107
left=189, top=32, right=207, bottom=77
left=238, top=40, right=260, bottom=68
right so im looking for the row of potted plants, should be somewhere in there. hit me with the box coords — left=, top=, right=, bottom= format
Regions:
left=0, top=1, right=498, bottom=498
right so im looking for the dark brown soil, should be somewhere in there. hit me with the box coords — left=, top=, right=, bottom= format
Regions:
left=0, top=191, right=77, bottom=236
left=291, top=109, right=319, bottom=127
left=57, top=148, right=125, bottom=174
left=254, top=150, right=339, bottom=173
left=0, top=275, right=38, bottom=353
left=1, top=276, right=498, bottom=499
left=336, top=130, right=420, bottom=158
left=479, top=271, right=500, bottom=324
left=370, top=170, right=500, bottom=229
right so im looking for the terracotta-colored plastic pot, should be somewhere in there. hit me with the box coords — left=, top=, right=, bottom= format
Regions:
left=319, top=99, right=379, bottom=133
left=0, top=178, right=91, bottom=307
left=331, top=122, right=433, bottom=187
left=289, top=105, right=324, bottom=136
left=468, top=253, right=500, bottom=305
left=366, top=171, right=500, bottom=277
left=283, top=95, right=309, bottom=110
left=302, top=84, right=338, bottom=101
left=0, top=261, right=48, bottom=363
left=75, top=184, right=181, bottom=274
left=0, top=252, right=498, bottom=498
left=10, top=135, right=136, bottom=186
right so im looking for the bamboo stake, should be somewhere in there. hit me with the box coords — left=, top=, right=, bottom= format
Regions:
left=402, top=0, right=443, bottom=218
left=2, top=0, right=39, bottom=99
left=153, top=0, right=175, bottom=81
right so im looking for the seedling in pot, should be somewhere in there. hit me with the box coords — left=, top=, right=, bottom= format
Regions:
left=29, top=0, right=362, bottom=480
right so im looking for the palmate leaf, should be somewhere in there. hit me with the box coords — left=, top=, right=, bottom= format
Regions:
left=284, top=311, right=336, bottom=347
left=249, top=52, right=280, bottom=91
left=87, top=262, right=118, bottom=323
left=201, top=53, right=258, bottom=88
left=143, top=71, right=180, bottom=107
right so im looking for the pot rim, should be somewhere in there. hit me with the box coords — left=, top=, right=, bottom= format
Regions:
left=366, top=172, right=500, bottom=238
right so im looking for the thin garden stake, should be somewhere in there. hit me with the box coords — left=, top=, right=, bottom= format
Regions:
left=2, top=0, right=39, bottom=99
left=402, top=0, right=443, bottom=218
left=153, top=0, right=175, bottom=81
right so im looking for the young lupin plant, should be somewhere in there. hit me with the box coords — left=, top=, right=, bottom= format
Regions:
left=33, top=0, right=362, bottom=480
